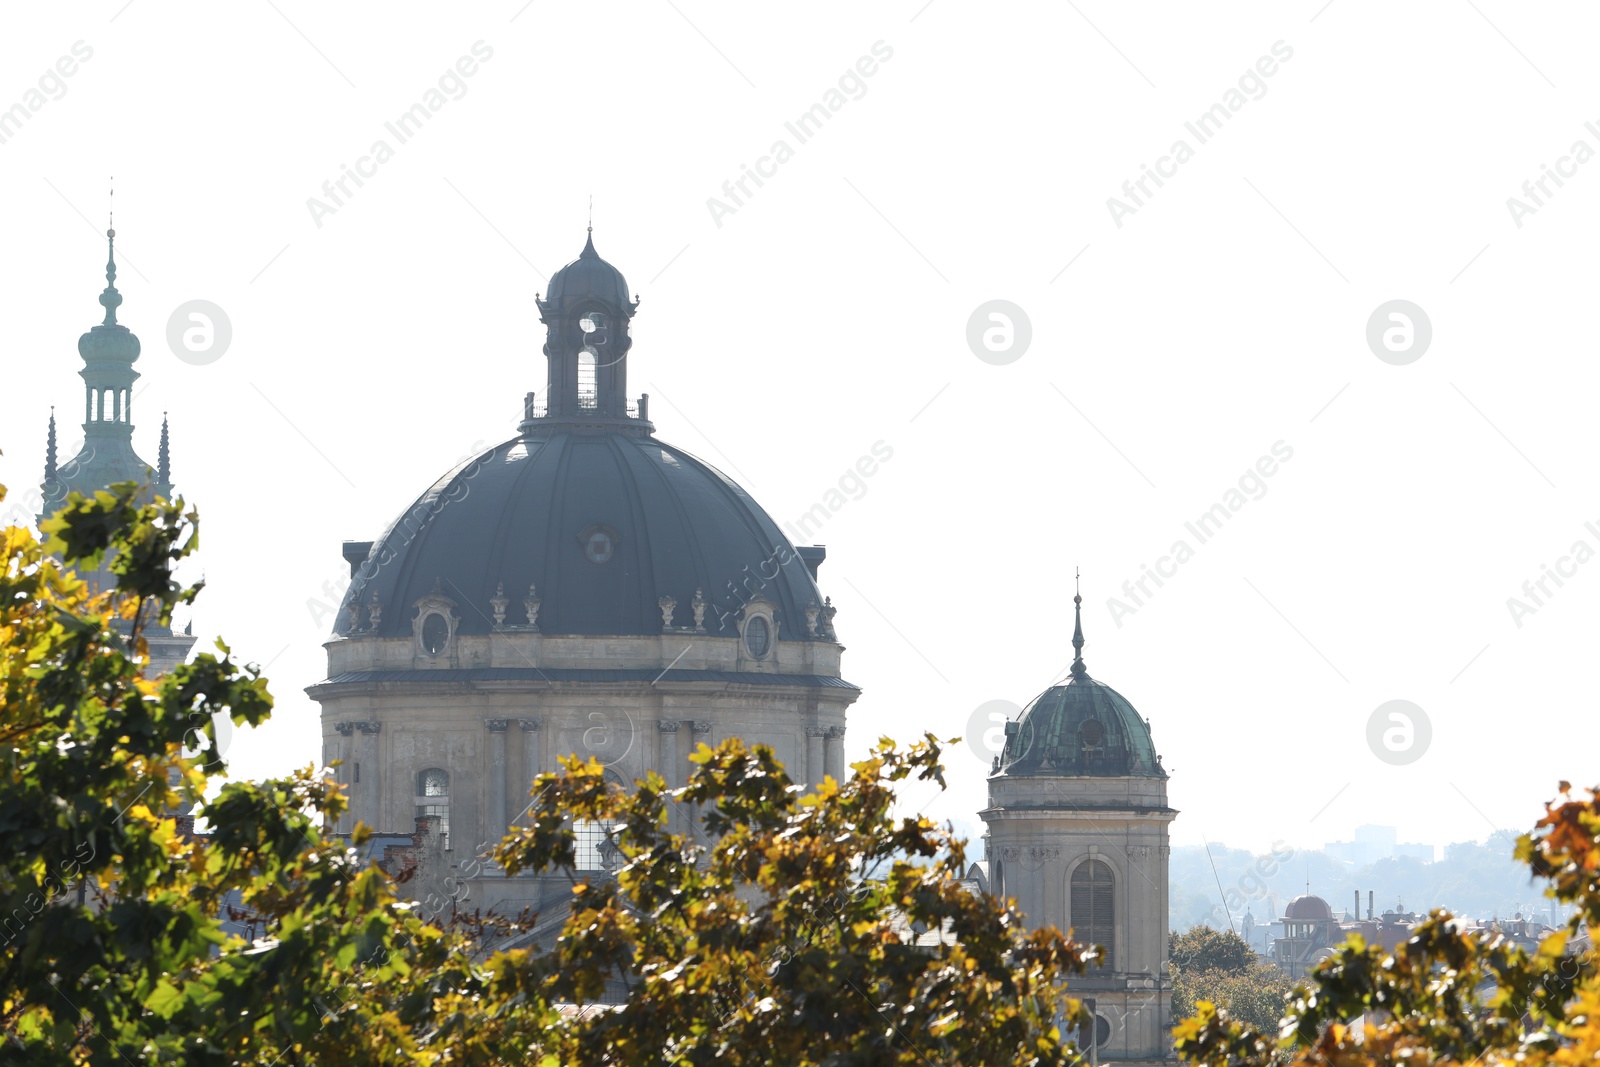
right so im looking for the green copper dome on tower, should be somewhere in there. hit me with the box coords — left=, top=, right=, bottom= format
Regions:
left=996, top=585, right=1166, bottom=778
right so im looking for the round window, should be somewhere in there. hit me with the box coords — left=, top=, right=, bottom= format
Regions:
left=744, top=615, right=771, bottom=658
left=421, top=612, right=450, bottom=655
left=584, top=530, right=614, bottom=563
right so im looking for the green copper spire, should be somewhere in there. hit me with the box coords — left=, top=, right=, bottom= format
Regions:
left=78, top=226, right=141, bottom=419
left=1070, top=568, right=1087, bottom=679
left=100, top=227, right=121, bottom=325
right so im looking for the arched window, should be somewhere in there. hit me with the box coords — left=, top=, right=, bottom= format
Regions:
left=577, top=348, right=597, bottom=409
left=1071, top=859, right=1115, bottom=969
left=417, top=768, right=450, bottom=848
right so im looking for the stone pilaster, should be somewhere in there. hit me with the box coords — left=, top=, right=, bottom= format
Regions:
left=333, top=721, right=356, bottom=833
left=823, top=725, right=846, bottom=784
left=485, top=719, right=509, bottom=846
left=806, top=726, right=827, bottom=789
left=354, top=721, right=381, bottom=829
left=518, top=718, right=542, bottom=823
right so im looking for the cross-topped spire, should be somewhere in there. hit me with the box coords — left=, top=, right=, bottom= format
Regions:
left=1070, top=568, right=1088, bottom=678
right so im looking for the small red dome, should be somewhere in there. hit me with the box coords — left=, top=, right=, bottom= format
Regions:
left=1286, top=894, right=1334, bottom=920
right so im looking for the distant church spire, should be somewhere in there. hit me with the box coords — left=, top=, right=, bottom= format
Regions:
left=44, top=408, right=58, bottom=483
left=1070, top=568, right=1088, bottom=678
left=158, top=412, right=171, bottom=487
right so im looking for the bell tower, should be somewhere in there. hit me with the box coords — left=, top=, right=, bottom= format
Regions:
left=981, top=586, right=1176, bottom=1064
left=37, top=219, right=195, bottom=675
left=536, top=229, right=638, bottom=419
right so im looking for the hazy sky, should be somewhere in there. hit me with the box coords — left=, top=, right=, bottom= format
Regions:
left=2, top=2, right=1592, bottom=857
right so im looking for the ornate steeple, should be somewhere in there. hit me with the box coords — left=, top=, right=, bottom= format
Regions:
left=42, top=220, right=165, bottom=524
left=77, top=226, right=142, bottom=437
left=34, top=207, right=196, bottom=672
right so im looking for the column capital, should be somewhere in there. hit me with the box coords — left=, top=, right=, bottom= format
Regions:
left=691, top=720, right=713, bottom=734
left=355, top=720, right=382, bottom=735
left=485, top=718, right=510, bottom=733
left=657, top=720, right=681, bottom=733
left=805, top=725, right=829, bottom=738
left=334, top=721, right=356, bottom=737
left=517, top=718, right=542, bottom=731
left=825, top=725, right=846, bottom=740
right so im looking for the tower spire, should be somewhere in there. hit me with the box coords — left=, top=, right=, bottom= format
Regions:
left=158, top=411, right=171, bottom=487
left=101, top=225, right=121, bottom=326
left=44, top=408, right=58, bottom=484
left=1070, top=567, right=1087, bottom=678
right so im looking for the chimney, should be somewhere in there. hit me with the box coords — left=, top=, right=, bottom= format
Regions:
left=1354, top=890, right=1360, bottom=921
left=1368, top=890, right=1374, bottom=920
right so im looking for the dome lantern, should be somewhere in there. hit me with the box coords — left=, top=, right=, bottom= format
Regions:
left=535, top=229, right=641, bottom=423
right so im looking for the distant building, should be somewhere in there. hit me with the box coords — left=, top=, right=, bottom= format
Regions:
left=1271, top=894, right=1345, bottom=974
left=1324, top=825, right=1434, bottom=866
left=1269, top=887, right=1572, bottom=976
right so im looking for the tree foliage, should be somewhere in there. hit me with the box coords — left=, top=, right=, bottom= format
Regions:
left=1169, top=927, right=1292, bottom=1036
left=1, top=478, right=1093, bottom=1064
left=1175, top=784, right=1600, bottom=1067
left=1171, top=926, right=1256, bottom=976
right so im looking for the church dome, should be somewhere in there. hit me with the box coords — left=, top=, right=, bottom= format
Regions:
left=336, top=426, right=827, bottom=641
left=997, top=591, right=1165, bottom=778
left=1285, top=895, right=1334, bottom=921
left=541, top=231, right=631, bottom=311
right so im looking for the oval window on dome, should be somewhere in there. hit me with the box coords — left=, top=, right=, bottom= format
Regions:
left=1079, top=718, right=1105, bottom=748
left=744, top=615, right=771, bottom=659
left=421, top=612, right=450, bottom=655
left=584, top=530, right=614, bottom=563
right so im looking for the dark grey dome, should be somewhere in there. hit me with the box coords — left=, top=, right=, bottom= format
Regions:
left=337, top=426, right=826, bottom=640
left=542, top=232, right=631, bottom=310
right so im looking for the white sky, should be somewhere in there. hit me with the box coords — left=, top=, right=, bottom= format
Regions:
left=2, top=1, right=1594, bottom=857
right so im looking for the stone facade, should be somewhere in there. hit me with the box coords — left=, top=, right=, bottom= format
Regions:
left=982, top=772, right=1175, bottom=1063
left=310, top=625, right=856, bottom=916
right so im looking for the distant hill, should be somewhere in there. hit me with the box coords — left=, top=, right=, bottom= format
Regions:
left=1169, top=832, right=1553, bottom=933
